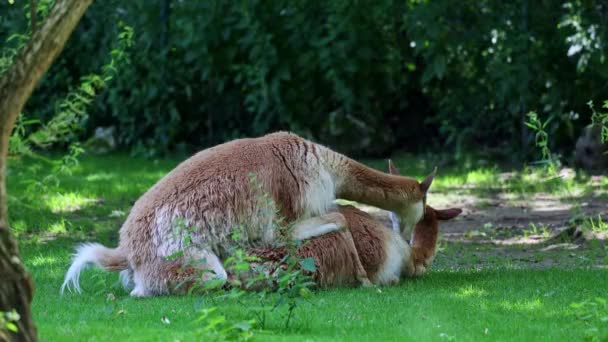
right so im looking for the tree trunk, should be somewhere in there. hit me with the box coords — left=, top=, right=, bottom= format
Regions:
left=0, top=0, right=94, bottom=341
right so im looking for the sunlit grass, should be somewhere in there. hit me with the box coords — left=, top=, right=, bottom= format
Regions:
left=498, top=298, right=543, bottom=312
left=455, top=285, right=487, bottom=298
left=379, top=155, right=596, bottom=196
left=44, top=192, right=97, bottom=213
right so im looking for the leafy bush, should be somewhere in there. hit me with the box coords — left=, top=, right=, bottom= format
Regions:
left=2, top=0, right=607, bottom=158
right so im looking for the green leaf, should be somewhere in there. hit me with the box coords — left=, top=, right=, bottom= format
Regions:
left=6, top=322, right=18, bottom=332
left=299, top=257, right=316, bottom=273
left=165, top=250, right=184, bottom=260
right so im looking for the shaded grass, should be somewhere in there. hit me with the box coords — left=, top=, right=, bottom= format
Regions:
left=7, top=152, right=608, bottom=341
left=368, top=152, right=603, bottom=198
left=8, top=153, right=182, bottom=236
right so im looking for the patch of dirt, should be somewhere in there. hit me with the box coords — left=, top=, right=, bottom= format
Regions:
left=355, top=186, right=608, bottom=270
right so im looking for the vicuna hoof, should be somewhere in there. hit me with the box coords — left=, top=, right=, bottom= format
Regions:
left=129, top=286, right=151, bottom=298
left=413, top=263, right=427, bottom=277
left=359, top=277, right=373, bottom=287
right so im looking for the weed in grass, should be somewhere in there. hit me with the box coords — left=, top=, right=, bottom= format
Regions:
left=525, top=112, right=561, bottom=174
left=570, top=297, right=608, bottom=341
left=588, top=100, right=608, bottom=144
left=582, top=215, right=608, bottom=233
left=523, top=223, right=552, bottom=239
left=193, top=307, right=254, bottom=341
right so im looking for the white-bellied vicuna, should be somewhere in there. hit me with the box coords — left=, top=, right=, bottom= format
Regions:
left=61, top=132, right=435, bottom=297
left=247, top=160, right=460, bottom=287
left=248, top=203, right=461, bottom=288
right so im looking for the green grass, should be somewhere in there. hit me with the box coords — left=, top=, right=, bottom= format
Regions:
left=24, top=242, right=608, bottom=342
left=8, top=153, right=608, bottom=341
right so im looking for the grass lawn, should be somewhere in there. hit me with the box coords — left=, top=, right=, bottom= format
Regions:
left=8, top=153, right=608, bottom=341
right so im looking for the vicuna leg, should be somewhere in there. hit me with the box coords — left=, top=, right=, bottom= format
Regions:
left=292, top=212, right=372, bottom=287
left=130, top=248, right=227, bottom=297
left=340, top=229, right=373, bottom=287
left=291, top=212, right=347, bottom=240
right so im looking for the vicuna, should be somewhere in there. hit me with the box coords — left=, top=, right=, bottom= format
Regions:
left=62, top=132, right=435, bottom=297
left=249, top=161, right=461, bottom=287
left=249, top=204, right=461, bottom=287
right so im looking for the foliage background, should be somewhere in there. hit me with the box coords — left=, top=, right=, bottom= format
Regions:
left=1, top=0, right=607, bottom=159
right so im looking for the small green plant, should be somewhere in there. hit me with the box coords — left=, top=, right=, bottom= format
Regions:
left=570, top=297, right=608, bottom=341
left=588, top=100, right=608, bottom=144
left=162, top=172, right=316, bottom=335
left=194, top=307, right=254, bottom=341
left=164, top=219, right=225, bottom=295
left=525, top=112, right=560, bottom=174
left=246, top=173, right=316, bottom=329
left=0, top=309, right=21, bottom=337
left=18, top=143, right=85, bottom=202
left=523, top=223, right=552, bottom=239
left=581, top=215, right=608, bottom=233
left=8, top=22, right=133, bottom=208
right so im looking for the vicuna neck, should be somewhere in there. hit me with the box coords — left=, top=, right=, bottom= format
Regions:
left=325, top=154, right=417, bottom=211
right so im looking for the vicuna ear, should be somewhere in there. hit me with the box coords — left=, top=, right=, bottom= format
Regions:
left=435, top=208, right=462, bottom=221
left=420, top=166, right=437, bottom=193
left=387, top=159, right=400, bottom=175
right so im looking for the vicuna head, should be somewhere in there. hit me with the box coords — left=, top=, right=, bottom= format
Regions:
left=385, top=159, right=436, bottom=237
left=405, top=204, right=462, bottom=276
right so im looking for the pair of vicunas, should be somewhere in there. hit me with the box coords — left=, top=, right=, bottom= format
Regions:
left=61, top=132, right=461, bottom=297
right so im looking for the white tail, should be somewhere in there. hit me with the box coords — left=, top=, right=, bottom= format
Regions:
left=61, top=243, right=127, bottom=294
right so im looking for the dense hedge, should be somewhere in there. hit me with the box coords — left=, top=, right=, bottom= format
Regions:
left=2, top=0, right=607, bottom=158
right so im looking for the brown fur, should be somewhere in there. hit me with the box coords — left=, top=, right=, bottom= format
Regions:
left=249, top=204, right=461, bottom=287
left=408, top=206, right=461, bottom=276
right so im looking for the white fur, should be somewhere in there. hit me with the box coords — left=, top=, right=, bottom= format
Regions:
left=191, top=248, right=228, bottom=281
left=61, top=243, right=111, bottom=294
left=400, top=200, right=424, bottom=238
left=376, top=232, right=410, bottom=285
left=302, top=166, right=336, bottom=218
left=293, top=223, right=341, bottom=240
left=120, top=269, right=134, bottom=291
left=388, top=211, right=400, bottom=233
left=130, top=272, right=151, bottom=297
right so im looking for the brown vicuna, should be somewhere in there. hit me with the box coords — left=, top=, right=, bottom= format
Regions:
left=62, top=132, right=435, bottom=297
left=248, top=204, right=461, bottom=287
left=248, top=161, right=461, bottom=287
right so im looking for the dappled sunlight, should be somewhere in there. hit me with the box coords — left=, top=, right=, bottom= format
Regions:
left=29, top=255, right=59, bottom=268
left=11, top=219, right=27, bottom=233
left=44, top=192, right=99, bottom=213
left=498, top=298, right=543, bottom=312
left=464, top=169, right=501, bottom=188
left=85, top=172, right=117, bottom=182
left=431, top=168, right=500, bottom=191
left=454, top=285, right=487, bottom=298
left=48, top=220, right=69, bottom=234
